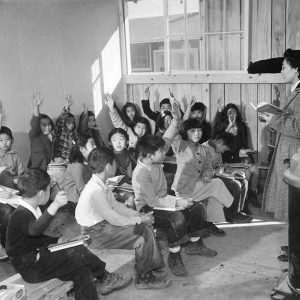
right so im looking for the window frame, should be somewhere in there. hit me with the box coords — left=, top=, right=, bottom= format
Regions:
left=120, top=0, right=249, bottom=75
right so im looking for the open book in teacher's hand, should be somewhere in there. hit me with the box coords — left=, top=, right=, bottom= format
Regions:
left=47, top=235, right=90, bottom=252
left=250, top=102, right=285, bottom=115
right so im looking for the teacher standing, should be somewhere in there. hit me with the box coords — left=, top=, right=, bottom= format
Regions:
left=263, top=51, right=300, bottom=220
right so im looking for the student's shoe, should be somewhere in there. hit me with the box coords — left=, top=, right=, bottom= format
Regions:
left=0, top=246, right=8, bottom=262
left=152, top=267, right=168, bottom=278
left=208, top=224, right=226, bottom=236
left=226, top=212, right=253, bottom=223
left=248, top=191, right=261, bottom=208
left=168, top=252, right=189, bottom=277
left=183, top=240, right=217, bottom=257
left=241, top=204, right=253, bottom=216
left=135, top=271, right=172, bottom=289
left=96, top=271, right=132, bottom=295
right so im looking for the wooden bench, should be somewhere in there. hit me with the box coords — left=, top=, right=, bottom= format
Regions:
left=0, top=249, right=135, bottom=300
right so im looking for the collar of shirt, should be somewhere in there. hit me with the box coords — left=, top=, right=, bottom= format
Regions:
left=0, top=150, right=14, bottom=157
left=291, top=80, right=300, bottom=93
left=19, top=199, right=42, bottom=220
left=91, top=174, right=109, bottom=190
left=137, top=159, right=153, bottom=171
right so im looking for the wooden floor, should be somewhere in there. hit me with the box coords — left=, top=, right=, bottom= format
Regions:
left=0, top=205, right=291, bottom=300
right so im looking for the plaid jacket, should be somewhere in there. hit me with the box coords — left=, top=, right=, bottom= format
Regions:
left=54, top=107, right=76, bottom=160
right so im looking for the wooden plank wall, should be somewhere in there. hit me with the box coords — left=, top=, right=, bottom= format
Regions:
left=125, top=0, right=300, bottom=164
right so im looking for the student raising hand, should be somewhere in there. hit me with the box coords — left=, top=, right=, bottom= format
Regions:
left=170, top=98, right=181, bottom=121
left=65, top=94, right=74, bottom=108
left=32, top=93, right=43, bottom=107
left=144, top=86, right=150, bottom=100
left=105, top=93, right=115, bottom=112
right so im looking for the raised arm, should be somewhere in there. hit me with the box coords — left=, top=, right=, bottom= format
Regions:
left=183, top=96, right=196, bottom=121
left=29, top=93, right=43, bottom=138
left=141, top=87, right=159, bottom=121
left=55, top=95, right=74, bottom=135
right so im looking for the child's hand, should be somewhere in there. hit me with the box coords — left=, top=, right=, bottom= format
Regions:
left=140, top=212, right=154, bottom=225
left=189, top=95, right=197, bottom=107
left=201, top=174, right=212, bottom=184
left=259, top=112, right=273, bottom=124
left=83, top=103, right=88, bottom=113
left=169, top=88, right=175, bottom=99
left=176, top=198, right=193, bottom=208
left=53, top=191, right=68, bottom=208
left=217, top=97, right=224, bottom=112
left=129, top=134, right=138, bottom=148
left=228, top=114, right=236, bottom=126
left=171, top=99, right=181, bottom=121
left=65, top=94, right=74, bottom=108
left=104, top=93, right=115, bottom=111
left=0, top=101, right=4, bottom=124
left=32, top=93, right=43, bottom=107
left=144, top=87, right=150, bottom=100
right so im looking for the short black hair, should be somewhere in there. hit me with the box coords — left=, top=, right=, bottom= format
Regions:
left=191, top=102, right=206, bottom=113
left=69, top=134, right=93, bottom=164
left=18, top=168, right=50, bottom=198
left=0, top=126, right=13, bottom=139
left=156, top=111, right=173, bottom=131
left=108, top=128, right=129, bottom=143
left=159, top=98, right=171, bottom=108
left=181, top=118, right=203, bottom=140
left=138, top=134, right=165, bottom=157
left=88, top=147, right=115, bottom=174
left=131, top=116, right=152, bottom=136
left=214, top=132, right=236, bottom=151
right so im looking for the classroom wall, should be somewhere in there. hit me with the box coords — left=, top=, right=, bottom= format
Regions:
left=0, top=0, right=122, bottom=166
left=126, top=0, right=300, bottom=164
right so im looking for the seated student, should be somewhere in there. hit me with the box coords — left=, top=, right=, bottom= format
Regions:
left=141, top=87, right=172, bottom=133
left=77, top=104, right=105, bottom=148
left=75, top=147, right=171, bottom=290
left=0, top=125, right=25, bottom=247
left=121, top=102, right=140, bottom=127
left=6, top=168, right=130, bottom=300
left=212, top=102, right=260, bottom=214
left=132, top=100, right=217, bottom=277
left=202, top=133, right=253, bottom=223
left=172, top=118, right=234, bottom=227
left=62, top=134, right=96, bottom=207
left=108, top=128, right=136, bottom=182
left=105, top=93, right=151, bottom=157
left=28, top=93, right=55, bottom=170
left=183, top=97, right=212, bottom=143
left=53, top=95, right=77, bottom=162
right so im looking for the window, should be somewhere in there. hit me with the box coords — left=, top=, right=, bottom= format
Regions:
left=123, top=0, right=249, bottom=73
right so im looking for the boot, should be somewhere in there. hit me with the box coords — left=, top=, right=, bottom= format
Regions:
left=168, top=252, right=188, bottom=277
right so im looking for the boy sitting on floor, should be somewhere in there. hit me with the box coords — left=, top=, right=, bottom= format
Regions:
left=75, top=147, right=171, bottom=290
left=132, top=99, right=217, bottom=277
left=6, top=168, right=130, bottom=300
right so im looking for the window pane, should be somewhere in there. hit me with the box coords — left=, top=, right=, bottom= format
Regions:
left=226, top=0, right=242, bottom=31
left=130, top=44, right=151, bottom=72
left=128, top=0, right=164, bottom=72
left=170, top=39, right=185, bottom=70
left=186, top=0, right=200, bottom=34
left=168, top=0, right=185, bottom=36
left=206, top=0, right=223, bottom=32
left=206, top=34, right=223, bottom=70
left=187, top=39, right=201, bottom=70
left=224, top=33, right=243, bottom=70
